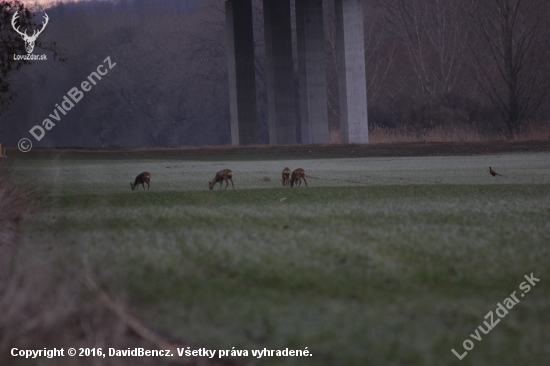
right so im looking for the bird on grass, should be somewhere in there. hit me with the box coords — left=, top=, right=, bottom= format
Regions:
left=489, top=167, right=503, bottom=177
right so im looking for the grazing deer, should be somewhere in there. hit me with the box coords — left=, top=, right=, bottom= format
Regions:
left=290, top=168, right=307, bottom=188
left=209, top=169, right=234, bottom=190
left=281, top=167, right=291, bottom=186
left=130, top=172, right=151, bottom=191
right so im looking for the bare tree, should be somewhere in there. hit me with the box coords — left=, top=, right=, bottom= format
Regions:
left=378, top=0, right=471, bottom=99
left=363, top=2, right=395, bottom=106
left=468, top=0, right=550, bottom=137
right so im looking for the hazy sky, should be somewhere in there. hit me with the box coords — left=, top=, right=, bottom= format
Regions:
left=24, top=0, right=92, bottom=7
left=27, top=0, right=89, bottom=2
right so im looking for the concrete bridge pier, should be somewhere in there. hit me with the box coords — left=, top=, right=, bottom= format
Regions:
left=296, top=0, right=329, bottom=144
left=226, top=0, right=258, bottom=145
left=263, top=0, right=297, bottom=145
left=225, top=0, right=368, bottom=145
left=335, top=0, right=369, bottom=144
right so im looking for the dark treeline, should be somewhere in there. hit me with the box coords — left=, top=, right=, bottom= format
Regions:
left=1, top=0, right=549, bottom=147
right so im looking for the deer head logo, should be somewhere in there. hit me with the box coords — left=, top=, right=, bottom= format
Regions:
left=11, top=11, right=49, bottom=54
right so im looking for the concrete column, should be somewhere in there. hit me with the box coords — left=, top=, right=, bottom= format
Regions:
left=335, top=0, right=368, bottom=144
left=226, top=0, right=258, bottom=145
left=296, top=0, right=329, bottom=144
left=263, top=0, right=297, bottom=145
left=296, top=0, right=309, bottom=144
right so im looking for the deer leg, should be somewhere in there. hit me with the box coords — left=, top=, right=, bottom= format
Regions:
left=303, top=177, right=308, bottom=187
left=230, top=177, right=234, bottom=189
left=225, top=179, right=229, bottom=190
left=147, top=182, right=150, bottom=190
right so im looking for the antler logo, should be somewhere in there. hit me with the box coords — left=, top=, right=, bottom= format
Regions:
left=11, top=11, right=49, bottom=54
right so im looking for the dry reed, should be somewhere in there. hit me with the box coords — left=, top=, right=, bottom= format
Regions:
left=328, top=121, right=549, bottom=144
left=368, top=120, right=550, bottom=144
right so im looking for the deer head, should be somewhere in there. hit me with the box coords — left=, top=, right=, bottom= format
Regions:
left=12, top=12, right=49, bottom=54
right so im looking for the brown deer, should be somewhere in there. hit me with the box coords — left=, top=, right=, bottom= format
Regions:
left=209, top=169, right=234, bottom=190
left=281, top=167, right=291, bottom=186
left=290, top=168, right=307, bottom=188
left=130, top=172, right=151, bottom=191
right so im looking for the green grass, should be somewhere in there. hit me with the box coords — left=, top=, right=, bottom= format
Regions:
left=13, top=152, right=550, bottom=365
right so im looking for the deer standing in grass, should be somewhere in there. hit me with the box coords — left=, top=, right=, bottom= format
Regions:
left=130, top=172, right=151, bottom=191
left=290, top=168, right=307, bottom=188
left=209, top=169, right=234, bottom=190
left=281, top=167, right=291, bottom=186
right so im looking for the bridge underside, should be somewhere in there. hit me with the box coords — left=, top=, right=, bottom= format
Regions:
left=226, top=0, right=368, bottom=145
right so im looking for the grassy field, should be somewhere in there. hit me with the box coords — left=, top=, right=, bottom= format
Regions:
left=6, top=149, right=550, bottom=365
